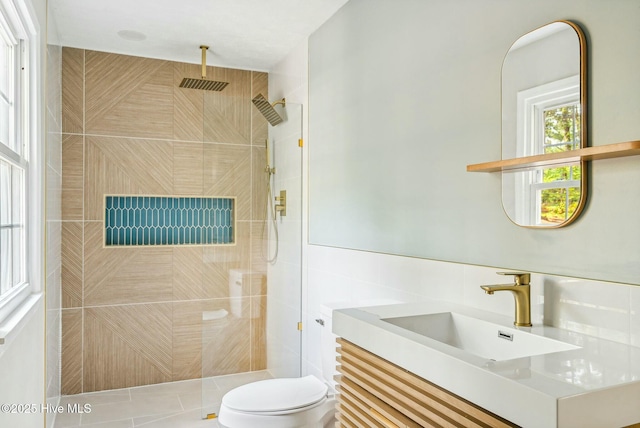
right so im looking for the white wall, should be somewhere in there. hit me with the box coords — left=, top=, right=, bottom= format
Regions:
left=307, top=0, right=640, bottom=286
left=267, top=5, right=640, bottom=381
left=0, top=0, right=51, bottom=426
left=0, top=299, right=45, bottom=428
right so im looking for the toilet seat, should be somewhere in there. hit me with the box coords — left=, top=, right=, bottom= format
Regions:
left=221, top=375, right=328, bottom=414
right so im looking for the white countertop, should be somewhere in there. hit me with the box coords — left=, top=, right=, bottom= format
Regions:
left=332, top=299, right=640, bottom=428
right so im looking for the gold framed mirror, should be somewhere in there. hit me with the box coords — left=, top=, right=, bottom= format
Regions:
left=501, top=21, right=587, bottom=228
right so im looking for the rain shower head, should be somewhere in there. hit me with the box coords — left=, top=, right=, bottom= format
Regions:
left=179, top=46, right=229, bottom=91
left=252, top=94, right=285, bottom=126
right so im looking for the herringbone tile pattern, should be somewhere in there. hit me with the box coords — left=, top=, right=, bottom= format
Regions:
left=61, top=134, right=84, bottom=220
left=173, top=62, right=204, bottom=142
left=203, top=144, right=251, bottom=221
left=85, top=52, right=174, bottom=139
left=83, top=304, right=173, bottom=391
left=60, top=47, right=268, bottom=394
left=62, top=48, right=83, bottom=134
left=203, top=67, right=252, bottom=145
left=61, top=221, right=82, bottom=308
left=61, top=309, right=83, bottom=395
left=84, top=136, right=174, bottom=220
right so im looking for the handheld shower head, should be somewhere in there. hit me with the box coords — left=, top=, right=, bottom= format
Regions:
left=252, top=94, right=285, bottom=126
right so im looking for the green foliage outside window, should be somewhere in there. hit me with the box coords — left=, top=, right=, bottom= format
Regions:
left=539, top=105, right=581, bottom=224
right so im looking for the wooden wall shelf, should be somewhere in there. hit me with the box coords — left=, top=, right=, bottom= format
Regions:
left=467, top=140, right=640, bottom=172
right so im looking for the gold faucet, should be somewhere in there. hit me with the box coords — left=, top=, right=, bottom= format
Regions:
left=480, top=272, right=532, bottom=327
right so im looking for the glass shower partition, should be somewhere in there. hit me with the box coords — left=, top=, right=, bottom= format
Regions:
left=201, top=102, right=303, bottom=419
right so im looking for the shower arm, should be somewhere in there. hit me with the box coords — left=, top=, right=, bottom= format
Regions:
left=200, top=45, right=207, bottom=79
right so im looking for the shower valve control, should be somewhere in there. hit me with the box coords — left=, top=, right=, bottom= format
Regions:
left=275, top=190, right=287, bottom=216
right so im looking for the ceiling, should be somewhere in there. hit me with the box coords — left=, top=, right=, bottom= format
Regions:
left=50, top=0, right=349, bottom=71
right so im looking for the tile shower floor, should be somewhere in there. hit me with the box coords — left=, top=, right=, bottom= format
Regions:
left=54, top=371, right=272, bottom=428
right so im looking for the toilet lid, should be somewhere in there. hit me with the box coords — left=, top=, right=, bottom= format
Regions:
left=222, top=375, right=328, bottom=413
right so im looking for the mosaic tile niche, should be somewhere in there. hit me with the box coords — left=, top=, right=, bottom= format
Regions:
left=105, top=196, right=235, bottom=246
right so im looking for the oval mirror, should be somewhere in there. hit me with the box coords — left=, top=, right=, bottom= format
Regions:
left=501, top=21, right=587, bottom=228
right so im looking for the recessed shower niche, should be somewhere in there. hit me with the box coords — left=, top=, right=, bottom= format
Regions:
left=104, top=195, right=235, bottom=246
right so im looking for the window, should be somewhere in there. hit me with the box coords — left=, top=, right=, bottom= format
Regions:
left=0, top=0, right=34, bottom=325
left=535, top=104, right=581, bottom=224
left=1, top=160, right=26, bottom=296
left=515, top=76, right=581, bottom=226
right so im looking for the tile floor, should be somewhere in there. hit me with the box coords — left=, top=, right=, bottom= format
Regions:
left=53, top=371, right=272, bottom=428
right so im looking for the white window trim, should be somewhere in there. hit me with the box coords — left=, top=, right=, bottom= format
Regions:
left=0, top=0, right=43, bottom=344
left=513, top=76, right=580, bottom=225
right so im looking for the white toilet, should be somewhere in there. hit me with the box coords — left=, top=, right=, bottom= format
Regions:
left=218, top=306, right=337, bottom=428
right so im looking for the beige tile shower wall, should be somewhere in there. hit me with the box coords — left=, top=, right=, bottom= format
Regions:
left=60, top=48, right=269, bottom=394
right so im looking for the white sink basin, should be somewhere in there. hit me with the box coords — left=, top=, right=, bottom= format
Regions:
left=382, top=311, right=579, bottom=361
left=334, top=301, right=640, bottom=427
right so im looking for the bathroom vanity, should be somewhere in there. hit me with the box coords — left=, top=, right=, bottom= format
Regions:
left=335, top=338, right=516, bottom=427
left=332, top=301, right=640, bottom=428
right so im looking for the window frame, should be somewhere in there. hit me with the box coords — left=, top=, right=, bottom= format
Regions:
left=0, top=0, right=41, bottom=329
left=514, top=76, right=581, bottom=226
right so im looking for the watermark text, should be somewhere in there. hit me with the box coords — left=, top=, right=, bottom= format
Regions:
left=1, top=403, right=91, bottom=414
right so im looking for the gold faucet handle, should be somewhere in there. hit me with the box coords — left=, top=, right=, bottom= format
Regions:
left=496, top=272, right=530, bottom=286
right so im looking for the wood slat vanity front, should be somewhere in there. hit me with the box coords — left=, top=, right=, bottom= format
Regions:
left=334, top=338, right=518, bottom=428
